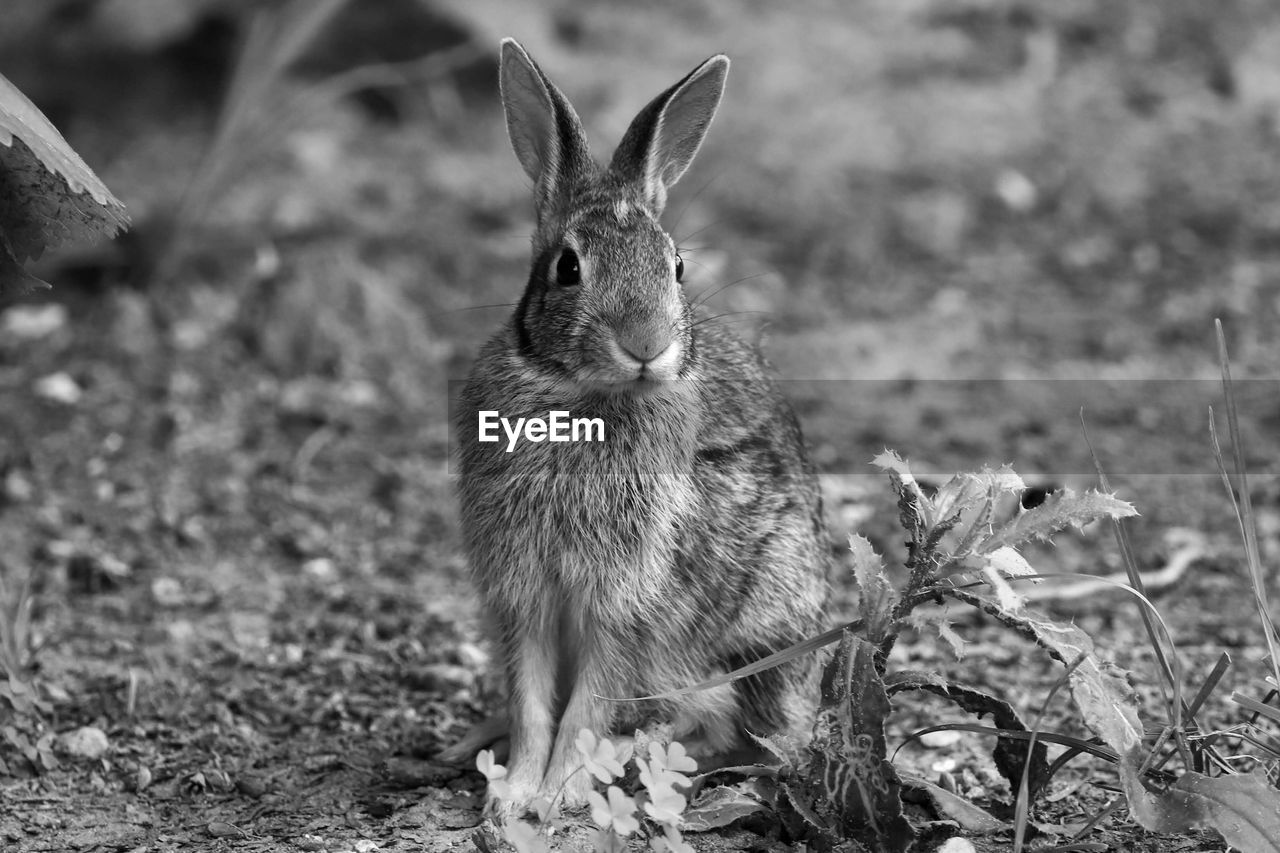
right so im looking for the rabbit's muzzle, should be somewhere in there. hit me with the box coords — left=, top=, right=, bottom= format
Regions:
left=609, top=324, right=681, bottom=381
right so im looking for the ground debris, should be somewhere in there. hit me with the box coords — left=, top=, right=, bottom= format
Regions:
left=381, top=756, right=462, bottom=788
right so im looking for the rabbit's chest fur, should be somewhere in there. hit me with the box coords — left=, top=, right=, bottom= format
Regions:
left=458, top=358, right=701, bottom=621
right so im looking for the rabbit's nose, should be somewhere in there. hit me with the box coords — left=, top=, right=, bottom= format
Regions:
left=617, top=329, right=674, bottom=364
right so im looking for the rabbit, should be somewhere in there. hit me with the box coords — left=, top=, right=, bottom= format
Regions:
left=454, top=38, right=831, bottom=812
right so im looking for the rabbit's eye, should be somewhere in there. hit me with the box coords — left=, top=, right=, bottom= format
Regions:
left=554, top=249, right=581, bottom=286
left=675, top=254, right=685, bottom=283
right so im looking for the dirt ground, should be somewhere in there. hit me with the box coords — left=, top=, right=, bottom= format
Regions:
left=1, top=1, right=1279, bottom=851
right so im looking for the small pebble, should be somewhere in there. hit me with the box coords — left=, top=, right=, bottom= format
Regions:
left=303, top=558, right=336, bottom=580
left=34, top=372, right=82, bottom=405
left=2, top=304, right=66, bottom=339
left=930, top=757, right=958, bottom=774
left=58, top=726, right=109, bottom=760
left=415, top=663, right=474, bottom=693
left=151, top=577, right=185, bottom=607
left=237, top=774, right=268, bottom=798
left=455, top=642, right=489, bottom=669
left=206, top=821, right=245, bottom=838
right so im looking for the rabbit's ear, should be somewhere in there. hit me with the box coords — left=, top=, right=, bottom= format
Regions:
left=609, top=55, right=729, bottom=214
left=499, top=39, right=591, bottom=218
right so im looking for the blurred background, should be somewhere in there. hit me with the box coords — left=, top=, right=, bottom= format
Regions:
left=3, top=0, right=1280, bottom=615
left=1, top=3, right=1280, bottom=842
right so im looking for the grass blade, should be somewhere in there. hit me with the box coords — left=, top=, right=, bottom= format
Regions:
left=898, top=723, right=1120, bottom=766
left=1015, top=655, right=1087, bottom=853
left=1080, top=411, right=1186, bottom=759
left=597, top=620, right=860, bottom=702
left=1211, top=319, right=1280, bottom=694
left=1231, top=691, right=1280, bottom=726
left=1186, top=653, right=1232, bottom=719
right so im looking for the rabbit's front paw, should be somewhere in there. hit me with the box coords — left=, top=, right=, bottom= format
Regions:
left=555, top=769, right=594, bottom=808
left=485, top=764, right=543, bottom=818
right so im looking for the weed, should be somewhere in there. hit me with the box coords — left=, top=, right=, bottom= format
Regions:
left=0, top=560, right=57, bottom=776
left=0, top=561, right=40, bottom=719
left=621, top=438, right=1278, bottom=850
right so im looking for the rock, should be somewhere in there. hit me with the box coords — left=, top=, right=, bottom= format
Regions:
left=454, top=642, right=489, bottom=669
left=58, top=726, right=109, bottom=760
left=303, top=557, right=336, bottom=581
left=413, top=663, right=475, bottom=693
left=34, top=372, right=82, bottom=405
left=1, top=303, right=66, bottom=339
left=236, top=774, right=268, bottom=798
left=151, top=577, right=185, bottom=608
left=206, top=821, right=245, bottom=838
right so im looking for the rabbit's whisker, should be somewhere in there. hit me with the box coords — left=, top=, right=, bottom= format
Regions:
left=442, top=302, right=519, bottom=316
left=691, top=310, right=767, bottom=329
left=669, top=169, right=723, bottom=238
left=691, top=272, right=767, bottom=308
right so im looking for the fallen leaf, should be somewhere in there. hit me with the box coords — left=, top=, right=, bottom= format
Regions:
left=383, top=757, right=461, bottom=787
left=206, top=821, right=246, bottom=838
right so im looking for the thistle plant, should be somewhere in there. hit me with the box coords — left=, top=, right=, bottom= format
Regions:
left=475, top=440, right=1279, bottom=851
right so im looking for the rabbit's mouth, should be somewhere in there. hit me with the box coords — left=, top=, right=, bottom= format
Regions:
left=573, top=366, right=687, bottom=400
left=602, top=336, right=683, bottom=382
left=576, top=374, right=675, bottom=398
left=567, top=333, right=684, bottom=394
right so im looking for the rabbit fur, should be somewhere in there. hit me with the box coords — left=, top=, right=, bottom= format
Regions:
left=455, top=38, right=830, bottom=810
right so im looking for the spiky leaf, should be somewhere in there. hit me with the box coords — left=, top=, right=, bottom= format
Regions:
left=898, top=773, right=1008, bottom=834
left=985, top=488, right=1137, bottom=552
left=944, top=588, right=1143, bottom=757
left=980, top=564, right=1026, bottom=613
left=749, top=731, right=806, bottom=769
left=936, top=617, right=967, bottom=659
left=1120, top=750, right=1280, bottom=852
left=909, top=608, right=969, bottom=658
left=870, top=449, right=918, bottom=490
left=931, top=465, right=1024, bottom=523
left=984, top=546, right=1036, bottom=579
left=850, top=534, right=896, bottom=640
left=0, top=72, right=129, bottom=292
left=802, top=633, right=915, bottom=852
left=682, top=785, right=766, bottom=832
left=872, top=449, right=931, bottom=530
